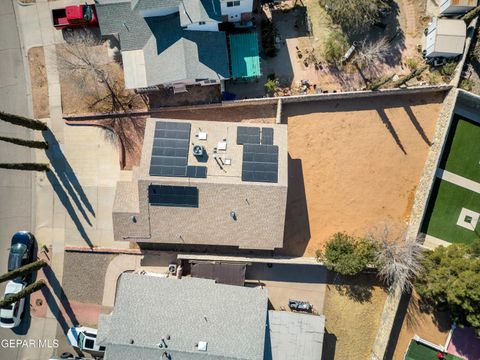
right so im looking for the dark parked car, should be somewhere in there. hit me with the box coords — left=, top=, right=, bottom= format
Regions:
left=8, top=231, right=35, bottom=274
left=288, top=299, right=313, bottom=313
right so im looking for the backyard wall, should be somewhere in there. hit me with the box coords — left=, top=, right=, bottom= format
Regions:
left=371, top=88, right=459, bottom=360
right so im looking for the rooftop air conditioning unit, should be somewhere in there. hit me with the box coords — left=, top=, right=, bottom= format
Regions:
left=192, top=144, right=204, bottom=157
left=168, top=264, right=177, bottom=274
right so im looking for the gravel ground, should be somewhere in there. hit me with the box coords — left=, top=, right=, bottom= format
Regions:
left=62, top=252, right=116, bottom=304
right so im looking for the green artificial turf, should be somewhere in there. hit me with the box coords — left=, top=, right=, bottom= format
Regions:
left=440, top=116, right=480, bottom=183
left=422, top=179, right=480, bottom=244
left=405, top=340, right=463, bottom=360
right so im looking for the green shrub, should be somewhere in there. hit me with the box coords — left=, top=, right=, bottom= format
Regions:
left=323, top=30, right=348, bottom=65
left=316, top=232, right=377, bottom=276
left=264, top=77, right=279, bottom=95
left=440, top=61, right=457, bottom=77
left=427, top=70, right=441, bottom=85
left=460, top=78, right=475, bottom=91
left=405, top=57, right=420, bottom=70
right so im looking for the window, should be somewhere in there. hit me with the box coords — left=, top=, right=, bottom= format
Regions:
left=0, top=317, right=14, bottom=324
left=226, top=0, right=240, bottom=7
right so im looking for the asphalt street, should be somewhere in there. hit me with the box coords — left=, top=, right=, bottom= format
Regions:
left=0, top=0, right=36, bottom=357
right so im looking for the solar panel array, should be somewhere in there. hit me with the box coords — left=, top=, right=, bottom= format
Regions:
left=148, top=185, right=199, bottom=207
left=237, top=126, right=260, bottom=145
left=237, top=126, right=274, bottom=145
left=242, top=144, right=279, bottom=183
left=149, top=121, right=207, bottom=178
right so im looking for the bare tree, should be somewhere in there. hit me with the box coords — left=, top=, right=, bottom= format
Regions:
left=355, top=38, right=390, bottom=72
left=56, top=31, right=142, bottom=113
left=366, top=222, right=424, bottom=293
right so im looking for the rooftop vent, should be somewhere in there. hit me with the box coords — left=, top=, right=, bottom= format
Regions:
left=197, top=341, right=208, bottom=351
left=192, top=144, right=204, bottom=157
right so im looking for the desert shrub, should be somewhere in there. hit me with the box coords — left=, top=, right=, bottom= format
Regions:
left=427, top=70, right=441, bottom=85
left=460, top=78, right=474, bottom=91
left=405, top=57, right=421, bottom=70
left=440, top=61, right=457, bottom=77
left=321, top=0, right=391, bottom=35
left=323, top=30, right=348, bottom=65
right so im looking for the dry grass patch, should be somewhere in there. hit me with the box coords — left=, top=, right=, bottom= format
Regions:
left=322, top=273, right=388, bottom=360
left=28, top=47, right=49, bottom=118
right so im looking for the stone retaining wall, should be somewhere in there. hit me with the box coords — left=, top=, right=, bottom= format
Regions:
left=370, top=89, right=459, bottom=360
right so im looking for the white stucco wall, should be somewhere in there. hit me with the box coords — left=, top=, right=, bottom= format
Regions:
left=186, top=21, right=219, bottom=31
left=220, top=0, right=253, bottom=21
left=139, top=6, right=178, bottom=18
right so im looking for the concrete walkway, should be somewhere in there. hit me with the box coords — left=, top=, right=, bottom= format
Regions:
left=436, top=168, right=480, bottom=194
left=0, top=0, right=129, bottom=357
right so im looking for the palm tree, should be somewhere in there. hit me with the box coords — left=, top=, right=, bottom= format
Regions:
left=0, top=280, right=46, bottom=308
left=0, top=163, right=50, bottom=171
left=0, top=260, right=47, bottom=283
left=0, top=111, right=47, bottom=131
left=0, top=136, right=48, bottom=149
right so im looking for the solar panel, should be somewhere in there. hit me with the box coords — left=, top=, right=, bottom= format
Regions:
left=242, top=144, right=278, bottom=183
left=149, top=121, right=194, bottom=177
left=237, top=126, right=260, bottom=145
left=149, top=185, right=199, bottom=207
left=261, top=127, right=274, bottom=145
left=186, top=166, right=207, bottom=178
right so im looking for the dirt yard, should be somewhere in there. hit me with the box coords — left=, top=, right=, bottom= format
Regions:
left=388, top=290, right=451, bottom=359
left=322, top=273, right=388, bottom=360
left=28, top=47, right=49, bottom=118
left=151, top=104, right=277, bottom=123
left=281, top=91, right=445, bottom=257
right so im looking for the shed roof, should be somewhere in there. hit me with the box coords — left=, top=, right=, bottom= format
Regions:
left=434, top=19, right=466, bottom=55
left=229, top=33, right=261, bottom=79
left=266, top=311, right=325, bottom=360
left=98, top=274, right=268, bottom=360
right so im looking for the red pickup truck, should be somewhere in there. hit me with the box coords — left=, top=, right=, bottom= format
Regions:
left=52, top=4, right=98, bottom=30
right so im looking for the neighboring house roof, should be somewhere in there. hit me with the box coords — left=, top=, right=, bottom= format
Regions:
left=96, top=1, right=229, bottom=88
left=131, top=0, right=180, bottom=11
left=265, top=311, right=325, bottom=360
left=179, top=0, right=223, bottom=26
left=98, top=273, right=268, bottom=360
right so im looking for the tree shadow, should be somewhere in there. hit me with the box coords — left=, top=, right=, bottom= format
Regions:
left=403, top=106, right=432, bottom=146
left=43, top=265, right=79, bottom=333
left=376, top=108, right=407, bottom=154
left=321, top=329, right=337, bottom=360
left=43, top=129, right=95, bottom=220
left=46, top=171, right=93, bottom=248
left=276, top=155, right=310, bottom=257
left=334, top=283, right=374, bottom=303
left=385, top=290, right=413, bottom=359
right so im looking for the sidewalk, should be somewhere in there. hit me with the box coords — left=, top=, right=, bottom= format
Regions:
left=8, top=0, right=128, bottom=357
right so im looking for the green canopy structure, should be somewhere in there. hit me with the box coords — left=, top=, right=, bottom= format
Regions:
left=229, top=32, right=261, bottom=80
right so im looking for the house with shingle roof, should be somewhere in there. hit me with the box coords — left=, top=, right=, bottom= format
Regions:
left=112, top=118, right=288, bottom=250
left=95, top=0, right=254, bottom=91
left=97, top=273, right=326, bottom=360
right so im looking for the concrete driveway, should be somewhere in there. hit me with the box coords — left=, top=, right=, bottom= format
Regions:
left=245, top=263, right=327, bottom=314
